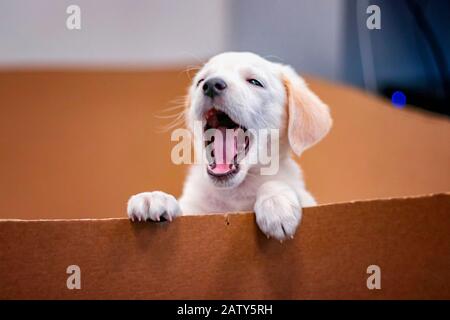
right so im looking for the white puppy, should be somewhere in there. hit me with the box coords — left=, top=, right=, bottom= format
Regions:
left=127, top=52, right=332, bottom=240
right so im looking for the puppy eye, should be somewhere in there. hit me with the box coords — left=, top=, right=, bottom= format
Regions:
left=247, top=79, right=264, bottom=88
left=197, top=79, right=204, bottom=87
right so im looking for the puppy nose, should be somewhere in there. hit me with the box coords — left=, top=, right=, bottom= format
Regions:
left=203, top=78, right=227, bottom=98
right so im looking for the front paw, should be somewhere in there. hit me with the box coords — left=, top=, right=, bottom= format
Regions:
left=254, top=182, right=302, bottom=241
left=127, top=191, right=181, bottom=222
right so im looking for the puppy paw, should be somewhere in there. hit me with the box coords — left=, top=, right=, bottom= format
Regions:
left=254, top=181, right=302, bottom=241
left=127, top=191, right=181, bottom=222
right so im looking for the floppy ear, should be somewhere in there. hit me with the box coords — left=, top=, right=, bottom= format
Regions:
left=281, top=65, right=332, bottom=155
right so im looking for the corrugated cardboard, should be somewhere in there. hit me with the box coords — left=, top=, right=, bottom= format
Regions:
left=1, top=193, right=449, bottom=300
left=0, top=71, right=449, bottom=299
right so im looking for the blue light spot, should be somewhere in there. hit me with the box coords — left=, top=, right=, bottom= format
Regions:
left=391, top=91, right=406, bottom=108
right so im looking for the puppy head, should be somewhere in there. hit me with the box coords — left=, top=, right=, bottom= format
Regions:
left=186, top=52, right=332, bottom=188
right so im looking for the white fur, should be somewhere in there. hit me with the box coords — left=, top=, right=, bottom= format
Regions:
left=127, top=52, right=331, bottom=240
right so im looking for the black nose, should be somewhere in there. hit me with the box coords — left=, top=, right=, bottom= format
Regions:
left=202, top=78, right=227, bottom=98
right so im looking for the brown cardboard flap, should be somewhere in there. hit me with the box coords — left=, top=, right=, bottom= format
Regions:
left=1, top=193, right=449, bottom=300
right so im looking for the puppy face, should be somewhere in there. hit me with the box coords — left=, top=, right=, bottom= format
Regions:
left=186, top=52, right=332, bottom=188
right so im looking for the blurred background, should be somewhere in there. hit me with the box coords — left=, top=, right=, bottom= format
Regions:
left=1, top=0, right=449, bottom=115
left=0, top=0, right=449, bottom=219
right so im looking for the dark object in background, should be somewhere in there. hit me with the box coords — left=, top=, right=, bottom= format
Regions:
left=386, top=0, right=450, bottom=116
left=351, top=0, right=450, bottom=116
left=381, top=85, right=448, bottom=115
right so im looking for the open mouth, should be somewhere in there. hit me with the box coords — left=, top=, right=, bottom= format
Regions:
left=203, top=109, right=250, bottom=179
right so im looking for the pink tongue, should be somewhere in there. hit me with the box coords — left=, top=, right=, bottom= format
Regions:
left=211, top=127, right=237, bottom=174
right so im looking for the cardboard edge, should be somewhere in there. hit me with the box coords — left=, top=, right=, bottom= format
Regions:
left=1, top=192, right=448, bottom=223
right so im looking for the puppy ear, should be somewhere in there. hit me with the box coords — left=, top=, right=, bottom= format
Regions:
left=281, top=65, right=332, bottom=155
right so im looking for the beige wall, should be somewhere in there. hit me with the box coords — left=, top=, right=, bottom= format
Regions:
left=0, top=0, right=230, bottom=68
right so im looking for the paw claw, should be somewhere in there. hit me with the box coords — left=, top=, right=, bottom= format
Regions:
left=127, top=191, right=181, bottom=223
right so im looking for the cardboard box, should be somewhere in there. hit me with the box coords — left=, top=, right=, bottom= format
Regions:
left=0, top=71, right=449, bottom=299
left=1, top=193, right=449, bottom=299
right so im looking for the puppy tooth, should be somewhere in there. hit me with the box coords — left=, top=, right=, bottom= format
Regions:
left=233, top=154, right=239, bottom=165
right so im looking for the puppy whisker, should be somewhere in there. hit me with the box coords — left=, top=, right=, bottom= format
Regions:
left=154, top=109, right=187, bottom=133
left=180, top=65, right=201, bottom=80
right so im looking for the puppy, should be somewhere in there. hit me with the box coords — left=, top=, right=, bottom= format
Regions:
left=127, top=52, right=332, bottom=240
